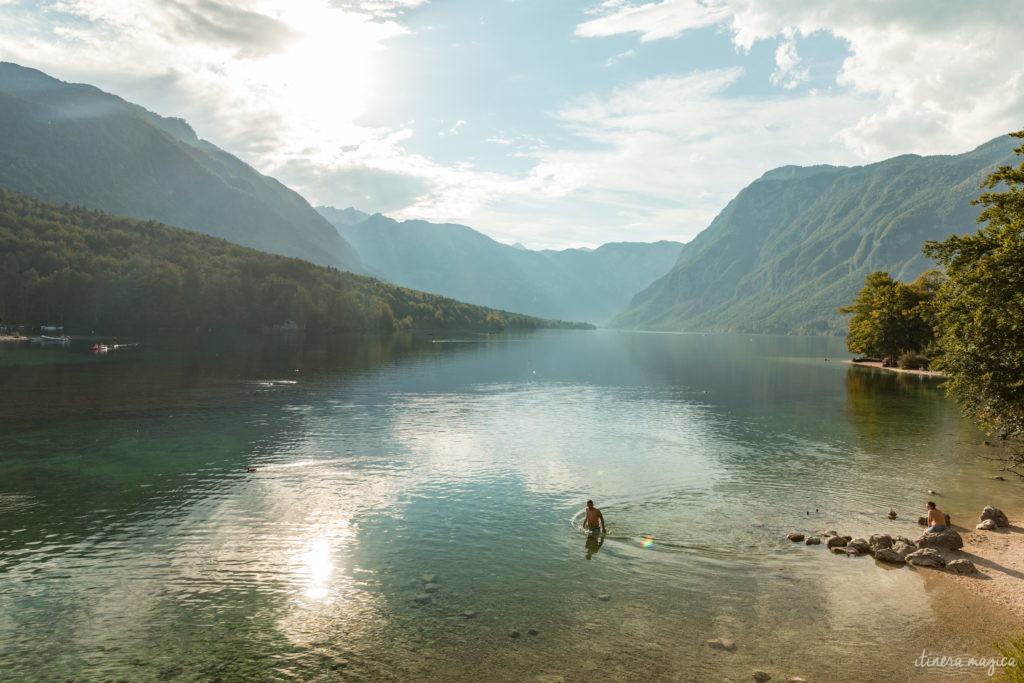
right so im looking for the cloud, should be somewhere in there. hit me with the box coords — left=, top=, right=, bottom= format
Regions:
left=768, top=31, right=806, bottom=90
left=576, top=0, right=729, bottom=42
left=578, top=0, right=1024, bottom=158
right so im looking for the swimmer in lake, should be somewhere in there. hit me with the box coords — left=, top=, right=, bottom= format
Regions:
left=584, top=500, right=606, bottom=535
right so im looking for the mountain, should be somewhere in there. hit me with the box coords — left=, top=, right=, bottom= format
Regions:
left=318, top=210, right=682, bottom=324
left=0, top=189, right=591, bottom=335
left=0, top=62, right=361, bottom=272
left=611, top=134, right=1020, bottom=335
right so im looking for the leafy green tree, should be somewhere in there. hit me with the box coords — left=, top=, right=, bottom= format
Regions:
left=839, top=270, right=937, bottom=361
left=923, top=130, right=1024, bottom=439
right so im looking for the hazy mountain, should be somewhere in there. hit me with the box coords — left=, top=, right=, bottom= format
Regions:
left=319, top=210, right=682, bottom=324
left=316, top=205, right=371, bottom=226
left=611, top=134, right=1019, bottom=335
left=0, top=62, right=361, bottom=272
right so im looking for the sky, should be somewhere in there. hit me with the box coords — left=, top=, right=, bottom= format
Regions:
left=2, top=1, right=1023, bottom=249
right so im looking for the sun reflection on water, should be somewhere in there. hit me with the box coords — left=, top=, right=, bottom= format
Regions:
left=301, top=537, right=333, bottom=601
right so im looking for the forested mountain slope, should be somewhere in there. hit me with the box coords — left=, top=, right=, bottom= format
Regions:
left=0, top=62, right=361, bottom=272
left=611, top=135, right=1018, bottom=334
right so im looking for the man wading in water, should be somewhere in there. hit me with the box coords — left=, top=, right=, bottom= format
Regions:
left=584, top=500, right=606, bottom=535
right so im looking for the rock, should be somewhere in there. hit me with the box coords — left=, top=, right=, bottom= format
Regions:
left=894, top=536, right=916, bottom=547
left=918, top=516, right=928, bottom=526
left=421, top=574, right=438, bottom=584
left=842, top=535, right=852, bottom=541
left=786, top=532, right=805, bottom=542
left=980, top=505, right=1010, bottom=527
left=462, top=610, right=477, bottom=618
left=945, top=512, right=952, bottom=526
left=413, top=594, right=432, bottom=604
left=916, top=529, right=964, bottom=551
left=874, top=548, right=905, bottom=564
left=804, top=536, right=821, bottom=545
left=991, top=476, right=1006, bottom=481
left=424, top=585, right=439, bottom=593
left=926, top=489, right=938, bottom=494
left=788, top=678, right=807, bottom=683
left=822, top=530, right=838, bottom=537
left=509, top=630, right=521, bottom=638
left=826, top=536, right=848, bottom=549
left=888, top=509, right=897, bottom=520
left=892, top=542, right=916, bottom=559
left=869, top=534, right=893, bottom=551
left=596, top=594, right=611, bottom=601
left=753, top=671, right=771, bottom=682
left=528, top=628, right=540, bottom=636
left=906, top=548, right=947, bottom=568
left=846, top=538, right=870, bottom=554
left=706, top=638, right=737, bottom=651
left=946, top=559, right=978, bottom=574
left=977, top=519, right=997, bottom=530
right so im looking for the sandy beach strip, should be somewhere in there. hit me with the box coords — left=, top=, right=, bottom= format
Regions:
left=942, top=515, right=1024, bottom=618
left=842, top=359, right=946, bottom=378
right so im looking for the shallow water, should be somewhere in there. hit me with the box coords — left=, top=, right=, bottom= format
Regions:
left=1, top=330, right=1022, bottom=681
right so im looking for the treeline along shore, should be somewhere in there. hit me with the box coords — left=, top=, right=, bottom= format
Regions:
left=0, top=190, right=594, bottom=336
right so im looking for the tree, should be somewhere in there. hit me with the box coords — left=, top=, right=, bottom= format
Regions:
left=923, top=130, right=1024, bottom=439
left=839, top=270, right=937, bottom=362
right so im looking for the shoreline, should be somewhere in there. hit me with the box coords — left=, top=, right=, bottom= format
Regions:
left=843, top=359, right=946, bottom=378
left=941, top=513, right=1024, bottom=618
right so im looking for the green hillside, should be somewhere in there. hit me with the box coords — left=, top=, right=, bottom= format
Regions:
left=321, top=211, right=682, bottom=324
left=0, top=62, right=361, bottom=272
left=611, top=135, right=1019, bottom=334
left=0, top=190, right=592, bottom=335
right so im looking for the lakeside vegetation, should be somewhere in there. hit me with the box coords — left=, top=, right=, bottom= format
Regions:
left=0, top=189, right=593, bottom=336
left=841, top=130, right=1024, bottom=441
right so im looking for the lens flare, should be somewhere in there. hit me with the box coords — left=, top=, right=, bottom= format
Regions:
left=642, top=537, right=654, bottom=548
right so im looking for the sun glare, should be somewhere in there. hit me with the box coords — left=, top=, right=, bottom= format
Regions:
left=226, top=3, right=406, bottom=165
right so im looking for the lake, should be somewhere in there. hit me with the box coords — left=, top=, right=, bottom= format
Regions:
left=2, top=330, right=1022, bottom=681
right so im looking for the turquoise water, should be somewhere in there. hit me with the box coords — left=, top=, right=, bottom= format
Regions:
left=1, top=331, right=1022, bottom=681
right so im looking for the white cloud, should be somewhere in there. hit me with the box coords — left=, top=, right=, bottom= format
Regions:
left=0, top=0, right=418, bottom=173
left=769, top=31, right=806, bottom=90
left=576, top=0, right=728, bottom=42
left=578, top=0, right=1024, bottom=158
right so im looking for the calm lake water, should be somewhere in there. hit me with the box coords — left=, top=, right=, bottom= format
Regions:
left=2, top=330, right=1023, bottom=681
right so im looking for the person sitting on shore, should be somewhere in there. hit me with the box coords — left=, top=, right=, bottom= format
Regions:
left=925, top=501, right=947, bottom=533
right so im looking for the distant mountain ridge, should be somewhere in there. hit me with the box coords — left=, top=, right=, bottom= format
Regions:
left=0, top=62, right=361, bottom=272
left=318, top=210, right=682, bottom=324
left=611, top=134, right=1020, bottom=334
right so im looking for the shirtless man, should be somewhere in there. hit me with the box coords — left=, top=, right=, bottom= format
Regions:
left=584, top=500, right=606, bottom=535
left=925, top=501, right=947, bottom=533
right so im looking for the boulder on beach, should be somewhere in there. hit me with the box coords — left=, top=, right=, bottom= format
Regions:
left=869, top=534, right=893, bottom=551
left=918, top=516, right=928, bottom=526
left=846, top=538, right=870, bottom=554
left=946, top=559, right=978, bottom=574
left=805, top=536, right=821, bottom=545
left=892, top=542, right=916, bottom=559
left=977, top=519, right=998, bottom=531
left=786, top=532, right=805, bottom=542
left=826, top=536, right=848, bottom=549
left=915, top=529, right=963, bottom=551
left=894, top=536, right=916, bottom=547
left=822, top=530, right=838, bottom=537
left=874, top=548, right=905, bottom=564
left=753, top=671, right=771, bottom=682
left=906, top=548, right=947, bottom=568
left=980, top=506, right=1010, bottom=527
